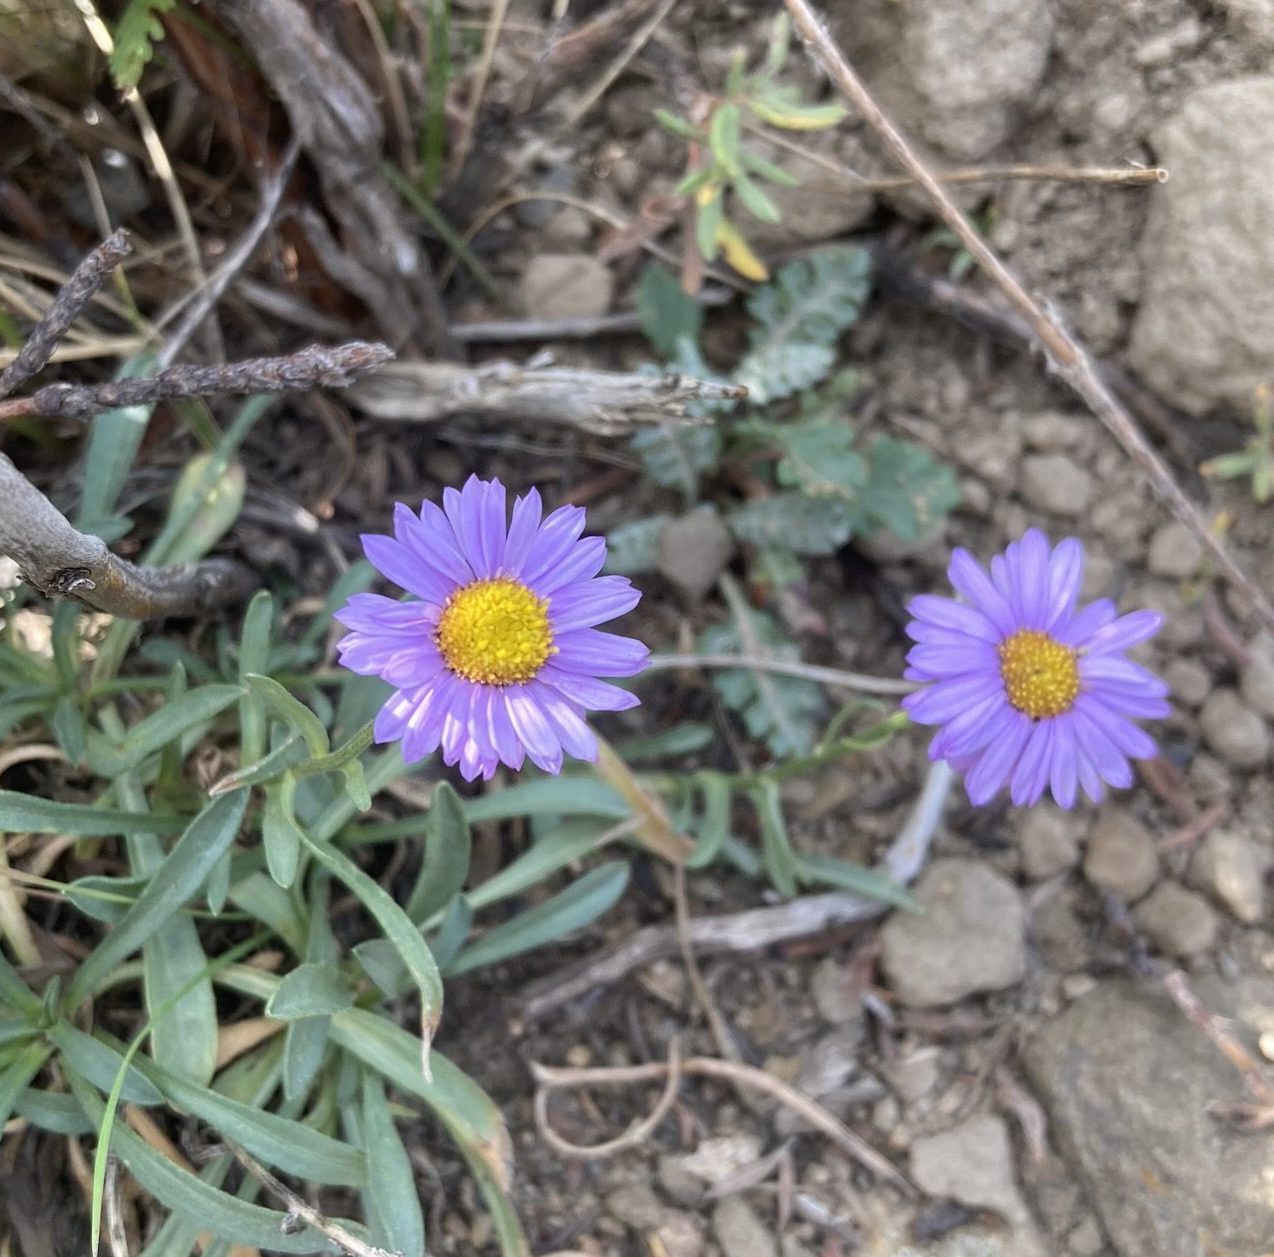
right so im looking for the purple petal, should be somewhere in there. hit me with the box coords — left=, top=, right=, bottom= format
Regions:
left=1099, top=690, right=1172, bottom=721
left=1057, top=598, right=1117, bottom=647
left=490, top=693, right=526, bottom=770
left=399, top=678, right=454, bottom=765
left=502, top=488, right=543, bottom=578
left=1075, top=695, right=1158, bottom=759
left=536, top=536, right=608, bottom=595
left=1083, top=609, right=1164, bottom=657
left=334, top=592, right=437, bottom=635
left=1075, top=743, right=1106, bottom=804
left=476, top=478, right=507, bottom=578
left=410, top=500, right=477, bottom=588
left=1080, top=655, right=1169, bottom=697
left=930, top=695, right=1013, bottom=761
left=990, top=553, right=1020, bottom=620
left=548, top=576, right=641, bottom=632
left=373, top=689, right=414, bottom=743
left=529, top=682, right=599, bottom=762
left=904, top=640, right=999, bottom=680
left=1045, top=538, right=1085, bottom=631
left=1048, top=718, right=1079, bottom=809
left=903, top=673, right=1002, bottom=725
left=540, top=664, right=640, bottom=712
left=908, top=595, right=1000, bottom=643
left=947, top=549, right=1015, bottom=635
left=362, top=533, right=452, bottom=603
left=553, top=629, right=649, bottom=677
left=1010, top=720, right=1054, bottom=807
left=964, top=710, right=1030, bottom=804
left=505, top=685, right=564, bottom=774
left=1016, top=529, right=1051, bottom=629
left=1071, top=703, right=1138, bottom=787
left=521, top=504, right=588, bottom=589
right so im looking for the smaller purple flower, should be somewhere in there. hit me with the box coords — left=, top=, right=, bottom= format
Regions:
left=335, top=476, right=648, bottom=781
left=902, top=529, right=1170, bottom=809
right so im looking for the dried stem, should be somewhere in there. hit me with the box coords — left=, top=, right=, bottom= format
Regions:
left=0, top=229, right=132, bottom=399
left=783, top=0, right=1274, bottom=631
left=0, top=342, right=393, bottom=422
left=645, top=652, right=915, bottom=696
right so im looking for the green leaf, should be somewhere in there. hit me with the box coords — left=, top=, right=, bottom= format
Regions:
left=773, top=419, right=868, bottom=501
left=14, top=1087, right=93, bottom=1136
left=734, top=170, right=781, bottom=223
left=66, top=790, right=248, bottom=1007
left=52, top=694, right=87, bottom=764
left=748, top=82, right=847, bottom=131
left=463, top=776, right=630, bottom=825
left=728, top=492, right=856, bottom=556
left=353, top=939, right=404, bottom=997
left=265, top=963, right=356, bottom=1019
left=159, top=455, right=246, bottom=566
left=283, top=1016, right=330, bottom=1105
left=709, top=102, right=741, bottom=171
left=736, top=246, right=872, bottom=403
left=429, top=895, right=473, bottom=972
left=653, top=108, right=702, bottom=141
left=449, top=863, right=630, bottom=975
left=631, top=425, right=722, bottom=497
left=0, top=1041, right=51, bottom=1132
left=237, top=590, right=274, bottom=764
left=407, top=782, right=471, bottom=924
left=797, top=853, right=916, bottom=910
left=0, top=792, right=182, bottom=836
left=76, top=353, right=157, bottom=533
left=604, top=514, right=670, bottom=576
left=0, top=953, right=41, bottom=1019
left=637, top=265, right=702, bottom=360
left=262, top=775, right=303, bottom=889
left=741, top=149, right=800, bottom=187
left=244, top=674, right=330, bottom=755
left=47, top=1024, right=163, bottom=1105
left=687, top=772, right=732, bottom=869
left=858, top=436, right=961, bottom=541
left=86, top=685, right=242, bottom=776
left=109, top=0, right=177, bottom=90
left=700, top=590, right=824, bottom=757
left=360, top=1072, right=426, bottom=1257
left=617, top=722, right=715, bottom=762
left=228, top=872, right=306, bottom=956
left=696, top=189, right=724, bottom=262
left=751, top=779, right=799, bottom=897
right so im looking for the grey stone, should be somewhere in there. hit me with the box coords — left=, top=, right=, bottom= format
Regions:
left=909, top=1114, right=1029, bottom=1227
left=1133, top=882, right=1219, bottom=957
left=1130, top=79, right=1274, bottom=413
left=519, top=253, right=614, bottom=320
left=1066, top=1215, right=1104, bottom=1256
left=656, top=508, right=734, bottom=601
left=1023, top=979, right=1274, bottom=1257
left=1199, top=688, right=1270, bottom=767
left=1083, top=809, right=1159, bottom=902
left=1018, top=454, right=1092, bottom=517
left=1032, top=894, right=1091, bottom=974
left=883, top=1047, right=941, bottom=1102
left=810, top=955, right=866, bottom=1026
left=746, top=148, right=875, bottom=247
left=712, top=1197, right=777, bottom=1257
left=1147, top=521, right=1203, bottom=578
left=1163, top=658, right=1210, bottom=708
left=1239, top=633, right=1274, bottom=719
left=1018, top=808, right=1081, bottom=880
left=841, top=0, right=1053, bottom=160
left=1188, top=828, right=1267, bottom=923
left=605, top=1184, right=665, bottom=1230
left=1020, top=411, right=1086, bottom=451
left=675, top=1134, right=762, bottom=1186
left=657, top=1213, right=705, bottom=1257
left=657, top=1154, right=703, bottom=1207
left=881, top=859, right=1026, bottom=1007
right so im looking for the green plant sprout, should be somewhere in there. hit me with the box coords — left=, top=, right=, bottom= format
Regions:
left=1200, top=383, right=1274, bottom=504
left=654, top=13, right=847, bottom=279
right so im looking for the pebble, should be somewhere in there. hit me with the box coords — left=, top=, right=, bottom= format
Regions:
left=1034, top=894, right=1092, bottom=974
left=1021, top=411, right=1087, bottom=451
left=1133, top=881, right=1220, bottom=957
left=605, top=1184, right=665, bottom=1231
left=1188, top=829, right=1268, bottom=923
left=658, top=1214, right=705, bottom=1257
left=1018, top=454, right=1093, bottom=516
left=1083, top=809, right=1160, bottom=902
left=1199, top=688, right=1270, bottom=767
left=809, top=956, right=865, bottom=1026
left=1018, top=807, right=1081, bottom=880
left=1147, top=521, right=1204, bottom=578
left=881, top=858, right=1026, bottom=1006
left=519, top=253, right=614, bottom=320
left=1240, top=633, right=1274, bottom=719
left=1067, top=1214, right=1105, bottom=1256
left=909, top=1113, right=1030, bottom=1227
left=1164, top=658, right=1210, bottom=708
left=883, top=1047, right=941, bottom=1102
left=674, top=1135, right=762, bottom=1187
left=712, top=1197, right=777, bottom=1257
left=656, top=508, right=734, bottom=601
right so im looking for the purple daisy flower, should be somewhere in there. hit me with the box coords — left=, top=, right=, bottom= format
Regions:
left=901, top=529, right=1171, bottom=809
left=334, top=475, right=648, bottom=781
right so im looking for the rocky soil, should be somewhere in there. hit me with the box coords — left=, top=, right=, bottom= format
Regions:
left=436, top=2, right=1274, bottom=1256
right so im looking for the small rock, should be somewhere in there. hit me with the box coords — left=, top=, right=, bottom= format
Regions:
left=746, top=148, right=875, bottom=247
left=809, top=956, right=865, bottom=1026
left=1067, top=1214, right=1104, bottom=1256
left=605, top=1184, right=664, bottom=1231
left=881, top=859, right=1026, bottom=1006
left=1133, top=882, right=1219, bottom=957
left=1147, top=521, right=1203, bottom=578
left=675, top=1134, right=763, bottom=1186
left=1083, top=809, right=1159, bottom=902
left=1018, top=454, right=1092, bottom=516
left=657, top=1154, right=703, bottom=1207
left=656, top=508, right=734, bottom=601
left=657, top=1213, right=705, bottom=1257
left=909, top=1114, right=1029, bottom=1226
left=787, top=1025, right=863, bottom=1097
left=1018, top=808, right=1081, bottom=880
left=712, top=1197, right=777, bottom=1257
left=519, top=254, right=614, bottom=320
left=1188, top=828, right=1267, bottom=923
left=1130, top=78, right=1274, bottom=413
left=1021, top=411, right=1086, bottom=451
left=1033, top=894, right=1092, bottom=974
left=1164, top=658, right=1210, bottom=708
left=1200, top=688, right=1270, bottom=767
left=883, top=1047, right=941, bottom=1102
left=1238, top=649, right=1274, bottom=718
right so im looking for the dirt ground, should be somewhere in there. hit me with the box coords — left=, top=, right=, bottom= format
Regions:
left=5, top=0, right=1274, bottom=1255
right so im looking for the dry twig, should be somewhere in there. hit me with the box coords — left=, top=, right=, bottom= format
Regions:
left=646, top=652, right=914, bottom=696
left=783, top=0, right=1274, bottom=631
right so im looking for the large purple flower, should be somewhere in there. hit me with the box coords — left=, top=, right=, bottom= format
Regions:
left=902, top=529, right=1170, bottom=808
left=335, top=476, right=648, bottom=780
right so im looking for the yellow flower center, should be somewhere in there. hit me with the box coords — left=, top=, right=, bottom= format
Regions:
left=435, top=578, right=554, bottom=686
left=997, top=629, right=1080, bottom=720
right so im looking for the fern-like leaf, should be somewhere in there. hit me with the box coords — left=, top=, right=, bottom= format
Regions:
left=110, top=0, right=177, bottom=91
left=728, top=492, right=856, bottom=556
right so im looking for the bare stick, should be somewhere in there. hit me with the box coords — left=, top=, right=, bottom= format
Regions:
left=224, top=1139, right=396, bottom=1257
left=0, top=230, right=132, bottom=399
left=646, top=652, right=915, bottom=696
left=514, top=762, right=951, bottom=1021
left=783, top=0, right=1274, bottom=631
left=531, top=1052, right=914, bottom=1193
left=348, top=358, right=743, bottom=434
left=0, top=342, right=393, bottom=422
